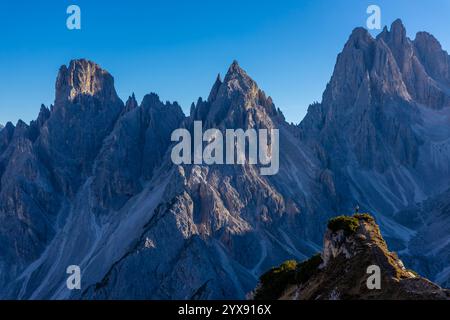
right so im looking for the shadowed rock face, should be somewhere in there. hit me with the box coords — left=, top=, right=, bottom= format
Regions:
left=394, top=188, right=450, bottom=288
left=91, top=93, right=185, bottom=213
left=0, top=122, right=14, bottom=154
left=1, top=20, right=450, bottom=300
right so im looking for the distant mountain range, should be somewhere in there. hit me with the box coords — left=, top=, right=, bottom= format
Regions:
left=0, top=19, right=449, bottom=299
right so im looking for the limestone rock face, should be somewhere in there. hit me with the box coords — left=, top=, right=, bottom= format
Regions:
left=39, top=60, right=124, bottom=193
left=321, top=229, right=355, bottom=267
left=414, top=32, right=450, bottom=84
left=0, top=122, right=14, bottom=154
left=376, top=20, right=450, bottom=109
left=91, top=93, right=184, bottom=213
left=0, top=117, right=58, bottom=289
left=55, top=59, right=120, bottom=106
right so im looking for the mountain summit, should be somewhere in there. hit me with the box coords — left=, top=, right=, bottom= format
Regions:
left=55, top=59, right=120, bottom=106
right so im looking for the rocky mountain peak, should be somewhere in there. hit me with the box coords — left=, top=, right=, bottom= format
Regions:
left=321, top=27, right=376, bottom=107
left=218, top=60, right=261, bottom=104
left=141, top=92, right=163, bottom=108
left=208, top=73, right=222, bottom=102
left=14, top=119, right=28, bottom=130
left=36, top=104, right=50, bottom=124
left=415, top=31, right=441, bottom=47
left=27, top=104, right=51, bottom=142
left=2, top=122, right=14, bottom=132
left=0, top=122, right=15, bottom=153
left=389, top=19, right=407, bottom=43
left=55, top=59, right=119, bottom=106
left=227, top=59, right=243, bottom=75
left=223, top=60, right=256, bottom=90
left=414, top=31, right=450, bottom=83
left=377, top=19, right=406, bottom=42
left=347, top=27, right=372, bottom=47
left=306, top=19, right=448, bottom=158
left=36, top=60, right=125, bottom=195
left=124, top=93, right=138, bottom=113
left=190, top=60, right=279, bottom=129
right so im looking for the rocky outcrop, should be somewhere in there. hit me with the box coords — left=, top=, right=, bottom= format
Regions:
left=255, top=214, right=450, bottom=300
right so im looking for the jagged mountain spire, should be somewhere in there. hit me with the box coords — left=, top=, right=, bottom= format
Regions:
left=191, top=60, right=279, bottom=128
left=124, top=93, right=138, bottom=112
left=223, top=60, right=256, bottom=91
left=414, top=32, right=450, bottom=83
left=379, top=19, right=407, bottom=42
left=55, top=59, right=120, bottom=106
left=208, top=73, right=222, bottom=102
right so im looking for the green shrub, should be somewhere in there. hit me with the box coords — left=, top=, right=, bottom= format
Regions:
left=254, top=254, right=323, bottom=300
left=254, top=260, right=298, bottom=300
left=328, top=215, right=359, bottom=236
left=296, top=253, right=322, bottom=284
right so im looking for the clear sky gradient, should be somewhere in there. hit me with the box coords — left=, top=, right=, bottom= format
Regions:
left=1, top=0, right=449, bottom=125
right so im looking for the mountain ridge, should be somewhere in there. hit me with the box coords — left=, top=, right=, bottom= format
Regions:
left=0, top=20, right=450, bottom=299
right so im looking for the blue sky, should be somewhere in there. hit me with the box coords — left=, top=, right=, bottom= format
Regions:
left=0, top=0, right=449, bottom=125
